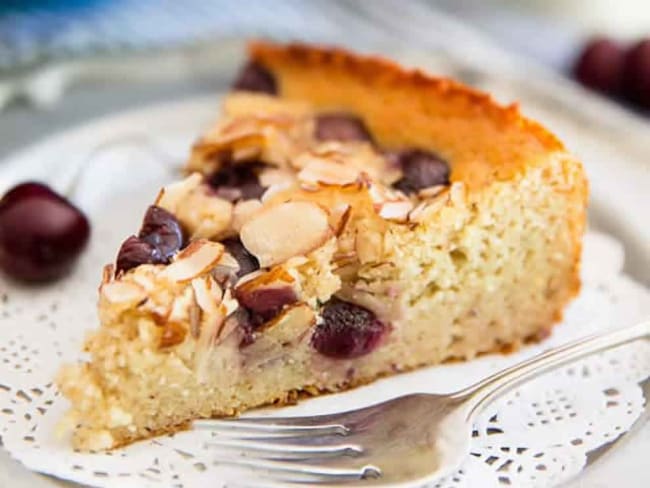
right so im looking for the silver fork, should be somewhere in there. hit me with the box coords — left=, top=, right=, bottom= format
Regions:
left=194, top=320, right=650, bottom=486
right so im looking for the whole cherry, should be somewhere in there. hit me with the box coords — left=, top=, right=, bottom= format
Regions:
left=622, top=38, right=650, bottom=110
left=0, top=182, right=90, bottom=282
left=573, top=37, right=626, bottom=96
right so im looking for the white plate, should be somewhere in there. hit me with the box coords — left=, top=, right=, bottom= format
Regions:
left=0, top=96, right=649, bottom=488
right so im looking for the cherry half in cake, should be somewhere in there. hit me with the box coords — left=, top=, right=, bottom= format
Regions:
left=116, top=205, right=186, bottom=273
left=56, top=42, right=587, bottom=451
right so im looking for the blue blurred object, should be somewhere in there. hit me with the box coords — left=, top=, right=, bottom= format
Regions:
left=0, top=0, right=383, bottom=72
left=0, top=0, right=106, bottom=13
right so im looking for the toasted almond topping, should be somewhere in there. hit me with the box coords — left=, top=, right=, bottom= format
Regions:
left=102, top=264, right=115, bottom=284
left=101, top=281, right=146, bottom=305
left=367, top=181, right=403, bottom=206
left=377, top=200, right=413, bottom=221
left=236, top=266, right=295, bottom=291
left=408, top=191, right=450, bottom=223
left=191, top=275, right=223, bottom=313
left=329, top=203, right=352, bottom=236
left=155, top=173, right=203, bottom=212
left=261, top=182, right=294, bottom=203
left=260, top=303, right=315, bottom=344
left=217, top=251, right=240, bottom=270
left=162, top=240, right=224, bottom=282
left=417, top=184, right=448, bottom=199
left=221, top=288, right=240, bottom=316
left=297, top=158, right=360, bottom=185
left=232, top=199, right=263, bottom=232
left=168, top=286, right=196, bottom=322
left=258, top=167, right=295, bottom=187
left=129, top=269, right=157, bottom=292
left=189, top=299, right=201, bottom=339
left=284, top=255, right=309, bottom=267
left=240, top=201, right=331, bottom=267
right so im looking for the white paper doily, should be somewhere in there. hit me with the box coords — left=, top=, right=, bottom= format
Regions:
left=2, top=223, right=648, bottom=488
left=0, top=103, right=648, bottom=488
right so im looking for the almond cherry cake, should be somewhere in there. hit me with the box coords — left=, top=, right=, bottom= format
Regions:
left=57, top=42, right=588, bottom=450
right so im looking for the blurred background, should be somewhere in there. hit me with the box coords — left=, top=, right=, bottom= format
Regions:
left=0, top=0, right=648, bottom=161
left=0, top=1, right=649, bottom=487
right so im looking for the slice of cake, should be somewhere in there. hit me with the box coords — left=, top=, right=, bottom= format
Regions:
left=57, top=42, right=588, bottom=450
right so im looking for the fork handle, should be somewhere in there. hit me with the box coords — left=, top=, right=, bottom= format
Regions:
left=454, top=320, right=650, bottom=419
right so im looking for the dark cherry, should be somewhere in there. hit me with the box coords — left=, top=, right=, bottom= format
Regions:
left=573, top=37, right=625, bottom=95
left=222, top=238, right=260, bottom=277
left=115, top=205, right=185, bottom=273
left=234, top=285, right=298, bottom=322
left=622, top=38, right=650, bottom=110
left=311, top=297, right=388, bottom=359
left=392, top=149, right=450, bottom=194
left=232, top=61, right=277, bottom=95
left=0, top=182, right=90, bottom=282
left=115, top=236, right=161, bottom=273
left=139, top=205, right=185, bottom=261
left=208, top=162, right=266, bottom=202
left=315, top=114, right=374, bottom=143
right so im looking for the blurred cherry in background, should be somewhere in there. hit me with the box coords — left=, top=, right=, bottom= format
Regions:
left=573, top=35, right=650, bottom=112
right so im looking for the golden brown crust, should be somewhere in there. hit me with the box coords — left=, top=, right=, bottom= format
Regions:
left=248, top=41, right=569, bottom=191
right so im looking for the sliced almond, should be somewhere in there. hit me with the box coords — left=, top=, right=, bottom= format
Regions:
left=240, top=201, right=331, bottom=267
left=168, top=286, right=196, bottom=322
left=187, top=134, right=265, bottom=173
left=260, top=182, right=294, bottom=203
left=260, top=303, right=315, bottom=345
left=408, top=191, right=450, bottom=223
left=162, top=240, right=224, bottom=282
left=417, top=184, right=448, bottom=199
left=329, top=203, right=352, bottom=236
left=297, top=158, right=360, bottom=186
left=377, top=200, right=413, bottom=222
left=100, top=281, right=146, bottom=305
left=217, top=250, right=240, bottom=269
left=284, top=255, right=309, bottom=268
left=191, top=275, right=226, bottom=344
left=155, top=173, right=203, bottom=212
left=191, top=275, right=223, bottom=313
left=258, top=167, right=295, bottom=187
left=189, top=299, right=201, bottom=339
left=232, top=199, right=263, bottom=232
left=235, top=266, right=295, bottom=289
left=221, top=288, right=240, bottom=317
left=129, top=269, right=157, bottom=292
left=102, top=264, right=114, bottom=284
